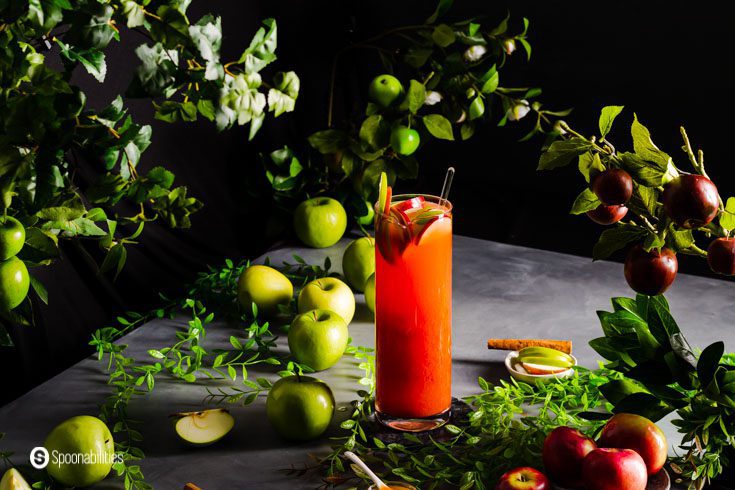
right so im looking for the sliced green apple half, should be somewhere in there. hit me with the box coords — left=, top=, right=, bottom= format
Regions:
left=0, top=468, right=32, bottom=490
left=173, top=408, right=234, bottom=446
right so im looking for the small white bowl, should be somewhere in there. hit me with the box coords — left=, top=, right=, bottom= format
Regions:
left=505, top=350, right=577, bottom=384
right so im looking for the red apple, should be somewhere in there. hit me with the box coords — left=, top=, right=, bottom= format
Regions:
left=495, top=467, right=550, bottom=490
left=542, top=427, right=597, bottom=488
left=582, top=448, right=648, bottom=490
left=662, top=174, right=719, bottom=229
left=586, top=204, right=628, bottom=225
left=624, top=245, right=677, bottom=296
left=707, top=237, right=735, bottom=275
left=597, top=413, right=668, bottom=475
left=592, top=169, right=633, bottom=205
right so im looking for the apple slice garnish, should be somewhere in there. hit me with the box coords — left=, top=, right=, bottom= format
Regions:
left=394, top=196, right=425, bottom=213
left=376, top=212, right=410, bottom=263
left=172, top=408, right=234, bottom=446
left=521, top=362, right=570, bottom=375
left=412, top=214, right=451, bottom=245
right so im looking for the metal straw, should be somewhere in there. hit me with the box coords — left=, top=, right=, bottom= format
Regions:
left=439, top=166, right=455, bottom=206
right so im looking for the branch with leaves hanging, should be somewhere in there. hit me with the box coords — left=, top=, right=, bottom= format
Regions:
left=0, top=0, right=300, bottom=336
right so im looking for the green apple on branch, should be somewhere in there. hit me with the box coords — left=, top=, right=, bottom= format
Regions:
left=298, top=277, right=355, bottom=324
left=288, top=309, right=348, bottom=371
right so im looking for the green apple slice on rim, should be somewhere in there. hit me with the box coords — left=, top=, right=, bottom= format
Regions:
left=378, top=171, right=391, bottom=215
left=173, top=408, right=234, bottom=446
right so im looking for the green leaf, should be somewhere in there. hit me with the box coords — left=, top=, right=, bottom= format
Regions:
left=431, top=24, right=456, bottom=47
left=570, top=188, right=600, bottom=215
left=423, top=114, right=454, bottom=141
left=630, top=114, right=671, bottom=171
left=238, top=18, right=278, bottom=73
left=426, top=0, right=453, bottom=23
left=18, top=227, right=59, bottom=266
left=468, top=96, right=485, bottom=120
left=578, top=152, right=605, bottom=183
left=28, top=274, right=48, bottom=305
left=598, top=105, right=624, bottom=139
left=188, top=15, right=223, bottom=80
left=55, top=40, right=107, bottom=82
left=618, top=152, right=667, bottom=187
left=537, top=138, right=593, bottom=170
left=479, top=65, right=499, bottom=94
left=719, top=197, right=735, bottom=231
left=359, top=115, right=390, bottom=150
left=404, top=48, right=433, bottom=68
left=592, top=224, right=647, bottom=260
left=599, top=379, right=647, bottom=405
left=611, top=392, right=672, bottom=422
left=155, top=101, right=197, bottom=123
left=149, top=5, right=190, bottom=50
left=308, top=130, right=347, bottom=154
left=121, top=1, right=145, bottom=27
left=698, top=341, right=725, bottom=388
left=399, top=80, right=426, bottom=115
left=627, top=184, right=658, bottom=217
left=267, top=71, right=300, bottom=117
left=665, top=226, right=694, bottom=252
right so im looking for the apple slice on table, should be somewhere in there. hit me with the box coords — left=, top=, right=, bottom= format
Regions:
left=173, top=408, right=234, bottom=446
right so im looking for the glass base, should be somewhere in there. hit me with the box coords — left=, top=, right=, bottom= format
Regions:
left=376, top=407, right=451, bottom=432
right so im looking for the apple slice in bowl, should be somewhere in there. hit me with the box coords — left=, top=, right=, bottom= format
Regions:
left=505, top=351, right=576, bottom=384
left=172, top=408, right=234, bottom=446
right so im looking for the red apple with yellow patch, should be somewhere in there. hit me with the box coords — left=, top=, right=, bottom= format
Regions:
left=597, top=413, right=668, bottom=475
left=495, top=467, right=550, bottom=490
left=542, top=427, right=596, bottom=488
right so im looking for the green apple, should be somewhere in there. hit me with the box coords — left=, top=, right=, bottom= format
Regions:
left=288, top=309, right=348, bottom=371
left=390, top=126, right=420, bottom=156
left=356, top=200, right=375, bottom=226
left=237, top=265, right=293, bottom=316
left=368, top=74, right=404, bottom=107
left=341, top=237, right=375, bottom=292
left=44, top=415, right=115, bottom=488
left=298, top=277, right=355, bottom=324
left=293, top=197, right=347, bottom=248
left=0, top=469, right=31, bottom=490
left=0, top=256, right=29, bottom=311
left=364, top=272, right=375, bottom=314
left=173, top=408, right=234, bottom=446
left=266, top=375, right=334, bottom=441
left=0, top=216, right=25, bottom=261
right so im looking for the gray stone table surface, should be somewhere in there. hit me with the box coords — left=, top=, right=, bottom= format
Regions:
left=1, top=235, right=734, bottom=489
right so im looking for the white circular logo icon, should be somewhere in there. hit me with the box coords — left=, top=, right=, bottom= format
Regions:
left=30, top=447, right=49, bottom=469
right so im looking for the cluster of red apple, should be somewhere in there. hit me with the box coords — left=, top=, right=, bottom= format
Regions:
left=586, top=166, right=733, bottom=295
left=496, top=413, right=667, bottom=490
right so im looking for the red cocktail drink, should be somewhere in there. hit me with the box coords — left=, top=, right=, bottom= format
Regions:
left=374, top=194, right=452, bottom=431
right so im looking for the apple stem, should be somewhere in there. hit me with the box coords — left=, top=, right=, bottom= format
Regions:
left=344, top=451, right=388, bottom=489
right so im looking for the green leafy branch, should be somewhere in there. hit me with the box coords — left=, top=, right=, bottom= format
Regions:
left=537, top=107, right=730, bottom=262
left=0, top=0, right=300, bottom=330
left=589, top=294, right=735, bottom=489
left=315, top=363, right=616, bottom=489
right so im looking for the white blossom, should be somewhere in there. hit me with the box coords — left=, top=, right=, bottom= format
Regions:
left=424, top=90, right=443, bottom=106
left=507, top=99, right=531, bottom=121
left=463, top=45, right=487, bottom=62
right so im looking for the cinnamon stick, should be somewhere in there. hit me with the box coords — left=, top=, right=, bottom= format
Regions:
left=183, top=484, right=203, bottom=490
left=487, top=338, right=572, bottom=354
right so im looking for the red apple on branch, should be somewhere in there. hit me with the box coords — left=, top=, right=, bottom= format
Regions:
left=582, top=448, right=648, bottom=490
left=586, top=204, right=628, bottom=225
left=592, top=169, right=633, bottom=205
left=624, top=245, right=677, bottom=295
left=662, top=174, right=719, bottom=229
left=495, top=467, right=550, bottom=490
left=542, top=427, right=596, bottom=488
left=707, top=237, right=735, bottom=275
left=597, top=413, right=668, bottom=475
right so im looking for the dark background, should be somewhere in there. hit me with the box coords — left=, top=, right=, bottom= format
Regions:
left=3, top=0, right=734, bottom=404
